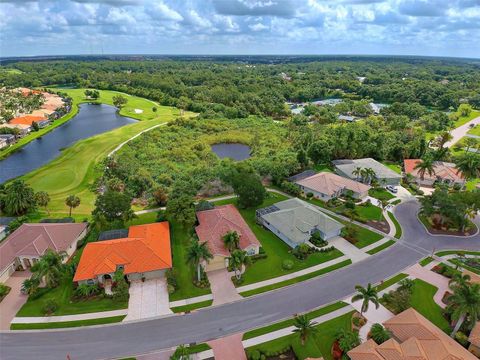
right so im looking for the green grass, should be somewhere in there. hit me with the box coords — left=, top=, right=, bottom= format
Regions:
left=10, top=315, right=125, bottom=330
left=468, top=124, right=480, bottom=136
left=435, top=250, right=480, bottom=257
left=366, top=240, right=395, bottom=255
left=350, top=225, right=384, bottom=249
left=448, top=259, right=480, bottom=275
left=410, top=279, right=450, bottom=333
left=215, top=194, right=345, bottom=287
left=382, top=162, right=402, bottom=174
left=368, top=188, right=395, bottom=201
left=453, top=109, right=480, bottom=128
left=419, top=257, right=434, bottom=266
left=313, top=163, right=334, bottom=173
left=354, top=203, right=384, bottom=221
left=127, top=212, right=158, bottom=226
left=387, top=211, right=402, bottom=239
left=243, top=301, right=348, bottom=340
left=170, top=300, right=213, bottom=313
left=19, top=88, right=194, bottom=216
left=465, top=178, right=480, bottom=191
left=240, top=260, right=352, bottom=297
left=375, top=273, right=408, bottom=292
left=245, top=311, right=354, bottom=360
left=390, top=199, right=401, bottom=206
left=16, top=277, right=127, bottom=317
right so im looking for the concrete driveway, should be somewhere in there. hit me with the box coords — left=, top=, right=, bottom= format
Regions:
left=445, top=115, right=480, bottom=148
left=329, top=236, right=369, bottom=263
left=208, top=269, right=241, bottom=306
left=123, top=278, right=172, bottom=321
left=0, top=271, right=30, bottom=330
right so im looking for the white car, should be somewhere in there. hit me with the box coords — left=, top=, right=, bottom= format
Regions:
left=386, top=185, right=398, bottom=193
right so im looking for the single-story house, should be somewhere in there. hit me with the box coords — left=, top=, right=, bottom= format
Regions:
left=10, top=115, right=50, bottom=128
left=338, top=115, right=356, bottom=122
left=73, top=222, right=172, bottom=285
left=0, top=123, right=31, bottom=136
left=295, top=172, right=371, bottom=201
left=469, top=321, right=480, bottom=357
left=333, top=158, right=402, bottom=186
left=256, top=198, right=344, bottom=248
left=195, top=204, right=260, bottom=272
left=348, top=308, right=476, bottom=360
left=404, top=159, right=465, bottom=187
left=0, top=134, right=16, bottom=149
left=287, top=170, right=317, bottom=183
left=0, top=223, right=88, bottom=283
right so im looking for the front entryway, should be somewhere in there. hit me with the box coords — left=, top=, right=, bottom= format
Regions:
left=123, top=278, right=172, bottom=321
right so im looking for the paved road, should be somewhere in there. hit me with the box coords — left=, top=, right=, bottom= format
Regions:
left=1, top=200, right=479, bottom=360
left=444, top=115, right=480, bottom=148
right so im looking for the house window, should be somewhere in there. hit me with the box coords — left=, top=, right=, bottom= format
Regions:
left=87, top=279, right=94, bottom=285
left=117, top=265, right=124, bottom=271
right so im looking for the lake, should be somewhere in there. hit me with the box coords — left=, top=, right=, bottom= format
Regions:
left=211, top=143, right=251, bottom=161
left=0, top=104, right=136, bottom=183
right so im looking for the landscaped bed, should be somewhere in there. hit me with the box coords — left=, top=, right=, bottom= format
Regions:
left=418, top=213, right=477, bottom=236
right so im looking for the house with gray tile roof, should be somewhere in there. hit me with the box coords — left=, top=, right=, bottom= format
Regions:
left=333, top=158, right=402, bottom=186
left=256, top=198, right=344, bottom=248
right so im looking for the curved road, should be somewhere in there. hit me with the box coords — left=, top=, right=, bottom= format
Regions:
left=1, top=200, right=479, bottom=360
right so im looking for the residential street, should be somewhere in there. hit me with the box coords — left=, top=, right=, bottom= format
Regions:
left=444, top=115, right=480, bottom=148
left=1, top=199, right=479, bottom=360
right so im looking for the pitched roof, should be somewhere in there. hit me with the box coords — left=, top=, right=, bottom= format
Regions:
left=296, top=172, right=370, bottom=197
left=195, top=204, right=260, bottom=257
left=10, top=115, right=46, bottom=125
left=469, top=321, right=480, bottom=347
left=259, top=198, right=344, bottom=244
left=333, top=158, right=402, bottom=180
left=287, top=170, right=317, bottom=182
left=73, top=222, right=172, bottom=281
left=348, top=308, right=476, bottom=360
left=404, top=159, right=464, bottom=183
left=0, top=223, right=88, bottom=273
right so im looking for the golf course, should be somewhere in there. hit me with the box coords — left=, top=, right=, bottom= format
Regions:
left=20, top=88, right=195, bottom=216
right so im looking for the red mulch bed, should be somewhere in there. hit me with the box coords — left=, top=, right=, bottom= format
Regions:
left=365, top=219, right=390, bottom=234
left=425, top=225, right=477, bottom=236
left=266, top=349, right=297, bottom=360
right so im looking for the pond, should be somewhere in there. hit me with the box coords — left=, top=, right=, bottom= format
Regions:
left=0, top=103, right=136, bottom=183
left=210, top=143, right=251, bottom=161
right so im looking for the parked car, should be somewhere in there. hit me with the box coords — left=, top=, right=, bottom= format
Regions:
left=386, top=185, right=398, bottom=193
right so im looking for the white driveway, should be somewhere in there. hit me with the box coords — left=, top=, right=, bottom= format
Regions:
left=329, top=236, right=369, bottom=263
left=444, top=115, right=480, bottom=148
left=123, top=278, right=172, bottom=321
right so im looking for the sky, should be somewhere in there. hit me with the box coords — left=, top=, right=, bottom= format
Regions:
left=1, top=0, right=479, bottom=58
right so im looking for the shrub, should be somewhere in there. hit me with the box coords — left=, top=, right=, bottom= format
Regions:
left=280, top=181, right=301, bottom=197
left=166, top=269, right=178, bottom=292
left=43, top=299, right=58, bottom=315
left=195, top=200, right=214, bottom=212
left=156, top=210, right=167, bottom=222
left=345, top=200, right=356, bottom=209
left=370, top=323, right=391, bottom=344
left=306, top=192, right=314, bottom=199
left=250, top=350, right=261, bottom=360
left=455, top=331, right=469, bottom=347
left=282, top=259, right=294, bottom=270
left=0, top=283, right=10, bottom=299
left=292, top=243, right=311, bottom=260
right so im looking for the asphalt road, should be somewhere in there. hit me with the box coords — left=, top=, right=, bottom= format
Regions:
left=1, top=200, right=479, bottom=360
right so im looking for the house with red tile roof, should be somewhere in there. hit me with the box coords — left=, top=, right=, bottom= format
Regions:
left=348, top=308, right=476, bottom=360
left=404, top=159, right=465, bottom=187
left=195, top=204, right=260, bottom=272
left=73, top=222, right=172, bottom=285
left=0, top=223, right=88, bottom=283
left=10, top=115, right=50, bottom=129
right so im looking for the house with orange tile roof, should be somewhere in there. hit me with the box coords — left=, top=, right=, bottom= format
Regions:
left=348, top=308, right=476, bottom=360
left=195, top=204, right=260, bottom=272
left=404, top=159, right=465, bottom=187
left=73, top=222, right=172, bottom=285
left=295, top=171, right=371, bottom=201
left=10, top=115, right=50, bottom=128
left=469, top=321, right=480, bottom=357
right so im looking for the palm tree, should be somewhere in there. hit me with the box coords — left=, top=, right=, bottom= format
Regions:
left=363, top=168, right=377, bottom=184
left=414, top=157, right=435, bottom=181
left=31, top=249, right=67, bottom=288
left=293, top=314, right=317, bottom=346
left=455, top=153, right=480, bottom=179
left=229, top=249, right=251, bottom=280
left=75, top=283, right=97, bottom=298
left=351, top=283, right=380, bottom=316
left=448, top=282, right=480, bottom=338
left=186, top=240, right=213, bottom=283
left=449, top=273, right=471, bottom=289
left=170, top=345, right=190, bottom=360
left=462, top=207, right=477, bottom=232
left=335, top=328, right=361, bottom=354
left=34, top=191, right=50, bottom=215
left=65, top=195, right=81, bottom=217
left=436, top=131, right=453, bottom=149
left=21, top=277, right=40, bottom=296
left=222, top=231, right=240, bottom=252
left=3, top=180, right=36, bottom=216
left=369, top=323, right=391, bottom=344
left=352, top=167, right=363, bottom=182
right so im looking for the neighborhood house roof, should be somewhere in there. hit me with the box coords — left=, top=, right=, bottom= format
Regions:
left=296, top=172, right=371, bottom=197
left=287, top=170, right=317, bottom=182
left=0, top=223, right=88, bottom=274
left=470, top=321, right=480, bottom=347
left=404, top=159, right=464, bottom=183
left=348, top=308, right=476, bottom=360
left=10, top=115, right=46, bottom=126
left=259, top=198, right=344, bottom=244
left=333, top=158, right=402, bottom=181
left=195, top=204, right=260, bottom=257
left=73, top=222, right=172, bottom=282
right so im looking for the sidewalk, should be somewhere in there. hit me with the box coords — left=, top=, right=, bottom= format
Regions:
left=329, top=237, right=369, bottom=263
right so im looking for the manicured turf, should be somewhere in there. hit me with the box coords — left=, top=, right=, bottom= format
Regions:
left=313, top=164, right=334, bottom=172
left=435, top=250, right=480, bottom=257
left=453, top=109, right=480, bottom=128
left=127, top=212, right=158, bottom=226
left=375, top=273, right=408, bottom=292
left=245, top=311, right=354, bottom=360
left=170, top=300, right=213, bottom=313
left=20, top=88, right=193, bottom=216
left=10, top=315, right=125, bottom=330
left=354, top=203, right=384, bottom=221
left=468, top=125, right=480, bottom=136
left=381, top=162, right=402, bottom=174
left=215, top=194, right=346, bottom=287
left=366, top=240, right=395, bottom=255
left=387, top=211, right=402, bottom=239
left=243, top=301, right=348, bottom=340
left=448, top=259, right=480, bottom=275
left=410, top=279, right=450, bottom=333
left=465, top=178, right=480, bottom=191
left=16, top=277, right=127, bottom=317
left=350, top=225, right=384, bottom=249
left=368, top=188, right=395, bottom=201
left=419, top=257, right=434, bottom=266
left=240, top=260, right=352, bottom=297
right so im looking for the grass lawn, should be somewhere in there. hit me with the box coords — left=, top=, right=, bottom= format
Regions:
left=453, top=109, right=480, bottom=128
left=368, top=188, right=395, bottom=201
left=375, top=273, right=408, bottom=292
left=366, top=240, right=395, bottom=255
left=240, top=260, right=352, bottom=297
left=448, top=258, right=480, bottom=275
left=468, top=124, right=480, bottom=136
left=245, top=311, right=354, bottom=360
left=435, top=250, right=480, bottom=257
left=170, top=300, right=213, bottom=313
left=16, top=277, right=127, bottom=317
left=10, top=315, right=125, bottom=330
left=313, top=163, right=334, bottom=173
left=388, top=211, right=402, bottom=239
left=215, top=193, right=345, bottom=286
left=20, top=88, right=194, bottom=216
left=349, top=225, right=384, bottom=249
left=381, top=161, right=402, bottom=174
left=419, top=257, right=434, bottom=266
left=410, top=279, right=450, bottom=333
left=465, top=178, right=480, bottom=191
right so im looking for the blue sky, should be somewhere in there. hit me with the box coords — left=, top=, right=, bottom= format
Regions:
left=1, top=0, right=479, bottom=58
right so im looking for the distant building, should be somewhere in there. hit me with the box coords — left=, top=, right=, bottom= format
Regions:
left=0, top=134, right=15, bottom=149
left=0, top=123, right=31, bottom=136
left=333, top=158, right=402, bottom=186
left=338, top=115, right=356, bottom=122
left=10, top=115, right=50, bottom=128
left=312, top=98, right=343, bottom=106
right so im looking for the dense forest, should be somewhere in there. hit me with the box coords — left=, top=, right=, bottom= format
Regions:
left=1, top=56, right=480, bottom=119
